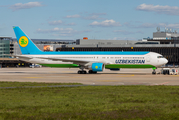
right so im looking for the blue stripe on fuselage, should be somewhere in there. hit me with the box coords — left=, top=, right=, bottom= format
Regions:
left=27, top=51, right=149, bottom=55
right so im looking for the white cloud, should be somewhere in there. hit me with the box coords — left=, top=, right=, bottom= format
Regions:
left=137, top=23, right=179, bottom=29
left=90, top=13, right=107, bottom=16
left=37, top=28, right=73, bottom=33
left=64, top=13, right=106, bottom=20
left=36, top=27, right=91, bottom=37
left=65, top=14, right=80, bottom=18
left=10, top=2, right=42, bottom=11
left=36, top=27, right=75, bottom=37
left=113, top=37, right=137, bottom=40
left=48, top=20, right=76, bottom=26
left=66, top=22, right=76, bottom=26
left=89, top=19, right=121, bottom=27
left=48, top=20, right=63, bottom=25
left=138, top=23, right=157, bottom=28
left=84, top=15, right=105, bottom=20
left=136, top=4, right=179, bottom=16
left=167, top=24, right=179, bottom=29
left=83, top=13, right=106, bottom=20
left=113, top=30, right=143, bottom=35
left=124, top=22, right=136, bottom=28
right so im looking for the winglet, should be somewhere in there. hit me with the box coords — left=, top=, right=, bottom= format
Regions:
left=13, top=26, right=43, bottom=54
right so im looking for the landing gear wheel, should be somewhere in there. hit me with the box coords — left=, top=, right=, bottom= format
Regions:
left=77, top=70, right=87, bottom=74
left=82, top=71, right=86, bottom=74
left=78, top=71, right=81, bottom=74
left=152, top=71, right=156, bottom=74
left=88, top=70, right=97, bottom=74
left=88, top=70, right=92, bottom=74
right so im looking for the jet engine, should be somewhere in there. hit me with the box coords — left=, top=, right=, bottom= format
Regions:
left=90, top=63, right=105, bottom=71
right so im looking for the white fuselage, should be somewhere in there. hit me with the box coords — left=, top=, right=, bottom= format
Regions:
left=17, top=52, right=168, bottom=68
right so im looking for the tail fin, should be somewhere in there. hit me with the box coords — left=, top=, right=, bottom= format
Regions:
left=13, top=26, right=43, bottom=54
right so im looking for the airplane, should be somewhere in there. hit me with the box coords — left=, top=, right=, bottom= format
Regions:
left=9, top=26, right=168, bottom=74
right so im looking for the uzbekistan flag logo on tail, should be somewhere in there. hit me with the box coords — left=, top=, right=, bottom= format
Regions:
left=19, top=36, right=28, bottom=47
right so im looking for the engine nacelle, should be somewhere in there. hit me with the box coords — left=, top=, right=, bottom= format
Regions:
left=91, top=63, right=104, bottom=71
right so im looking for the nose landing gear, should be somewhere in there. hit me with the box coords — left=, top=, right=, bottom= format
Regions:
left=152, top=67, right=156, bottom=75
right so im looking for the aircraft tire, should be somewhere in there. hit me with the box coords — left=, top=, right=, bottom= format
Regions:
left=82, top=71, right=86, bottom=74
left=88, top=70, right=92, bottom=74
left=78, top=71, right=87, bottom=74
left=88, top=70, right=97, bottom=74
left=152, top=71, right=156, bottom=75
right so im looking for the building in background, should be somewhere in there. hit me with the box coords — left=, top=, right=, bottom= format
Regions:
left=0, top=37, right=11, bottom=58
left=149, top=27, right=179, bottom=44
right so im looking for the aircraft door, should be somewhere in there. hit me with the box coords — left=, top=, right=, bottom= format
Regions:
left=146, top=55, right=150, bottom=62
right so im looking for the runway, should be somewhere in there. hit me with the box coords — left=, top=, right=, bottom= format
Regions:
left=0, top=67, right=179, bottom=85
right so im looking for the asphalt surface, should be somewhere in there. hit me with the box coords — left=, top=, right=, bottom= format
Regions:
left=0, top=67, right=179, bottom=85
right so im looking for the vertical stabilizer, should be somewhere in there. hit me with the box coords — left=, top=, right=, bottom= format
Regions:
left=13, top=26, right=43, bottom=54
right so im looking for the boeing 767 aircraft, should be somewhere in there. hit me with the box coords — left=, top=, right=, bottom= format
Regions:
left=9, top=26, right=168, bottom=74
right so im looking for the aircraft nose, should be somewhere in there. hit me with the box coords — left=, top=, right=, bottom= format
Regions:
left=164, top=58, right=168, bottom=64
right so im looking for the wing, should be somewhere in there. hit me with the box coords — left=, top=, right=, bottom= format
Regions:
left=39, top=57, right=111, bottom=65
left=4, top=54, right=33, bottom=60
left=39, top=57, right=92, bottom=65
left=4, top=54, right=112, bottom=66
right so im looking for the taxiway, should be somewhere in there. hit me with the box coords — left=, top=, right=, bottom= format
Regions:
left=0, top=68, right=179, bottom=85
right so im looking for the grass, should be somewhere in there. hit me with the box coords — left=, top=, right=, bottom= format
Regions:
left=0, top=82, right=179, bottom=119
left=0, top=81, right=82, bottom=87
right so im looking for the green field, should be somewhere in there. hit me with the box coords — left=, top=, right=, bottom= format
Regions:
left=0, top=82, right=179, bottom=119
left=0, top=82, right=82, bottom=88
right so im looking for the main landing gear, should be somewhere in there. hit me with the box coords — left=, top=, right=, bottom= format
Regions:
left=78, top=70, right=87, bottom=74
left=77, top=67, right=87, bottom=74
left=152, top=68, right=156, bottom=75
left=77, top=67, right=97, bottom=74
left=77, top=70, right=97, bottom=74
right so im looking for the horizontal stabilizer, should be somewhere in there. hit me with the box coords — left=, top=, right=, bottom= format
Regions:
left=4, top=54, right=33, bottom=59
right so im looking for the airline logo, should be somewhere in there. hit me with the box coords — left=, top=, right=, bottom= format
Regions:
left=115, top=59, right=145, bottom=64
left=95, top=66, right=98, bottom=69
left=19, top=36, right=28, bottom=47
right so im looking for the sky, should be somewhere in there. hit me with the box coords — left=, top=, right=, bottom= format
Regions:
left=1, top=0, right=179, bottom=40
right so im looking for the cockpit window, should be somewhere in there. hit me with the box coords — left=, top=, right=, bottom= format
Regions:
left=157, top=56, right=164, bottom=58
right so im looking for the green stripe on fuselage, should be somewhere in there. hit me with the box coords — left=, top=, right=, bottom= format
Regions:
left=39, top=64, right=155, bottom=68
left=39, top=64, right=79, bottom=68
